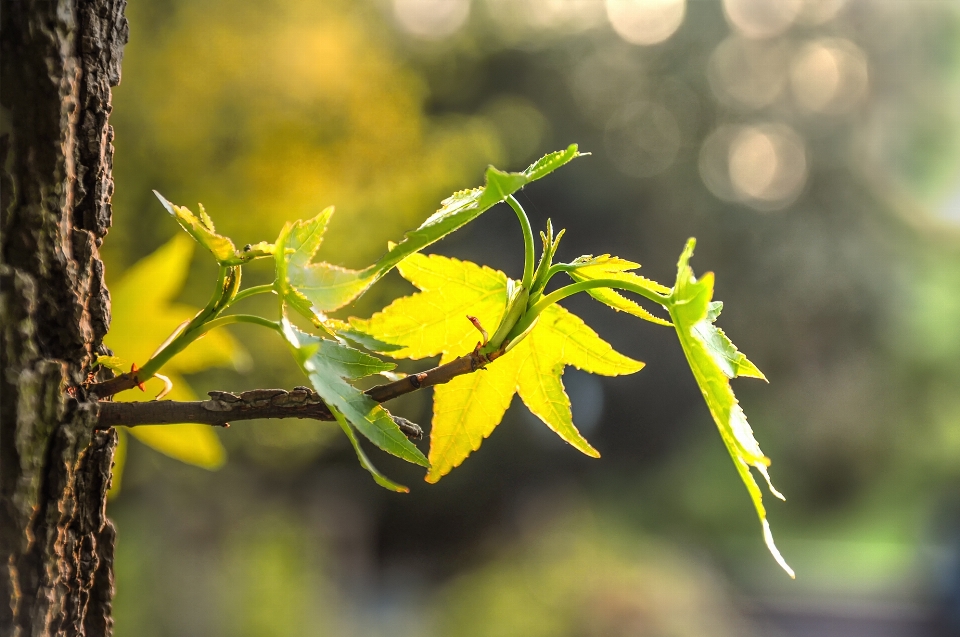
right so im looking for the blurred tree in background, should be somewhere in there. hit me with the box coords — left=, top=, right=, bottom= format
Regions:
left=103, top=0, right=960, bottom=635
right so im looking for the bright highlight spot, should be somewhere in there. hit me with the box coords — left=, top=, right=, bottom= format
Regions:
left=700, top=124, right=807, bottom=211
left=394, top=0, right=470, bottom=39
left=723, top=0, right=802, bottom=39
left=605, top=0, right=686, bottom=46
left=729, top=128, right=779, bottom=199
left=791, top=39, right=868, bottom=113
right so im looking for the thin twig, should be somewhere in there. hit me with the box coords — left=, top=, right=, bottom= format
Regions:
left=93, top=347, right=503, bottom=434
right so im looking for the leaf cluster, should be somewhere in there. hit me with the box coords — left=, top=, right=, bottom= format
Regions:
left=101, top=145, right=792, bottom=575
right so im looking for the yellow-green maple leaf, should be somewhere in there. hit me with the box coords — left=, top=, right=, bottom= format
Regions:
left=352, top=253, right=644, bottom=482
left=105, top=234, right=249, bottom=474
left=665, top=238, right=792, bottom=578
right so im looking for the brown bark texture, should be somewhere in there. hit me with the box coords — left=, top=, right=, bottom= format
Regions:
left=1, top=1, right=127, bottom=635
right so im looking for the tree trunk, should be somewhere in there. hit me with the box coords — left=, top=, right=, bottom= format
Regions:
left=1, top=1, right=127, bottom=635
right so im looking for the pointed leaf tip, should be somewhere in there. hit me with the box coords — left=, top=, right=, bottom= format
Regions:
left=153, top=190, right=176, bottom=215
left=763, top=520, right=795, bottom=578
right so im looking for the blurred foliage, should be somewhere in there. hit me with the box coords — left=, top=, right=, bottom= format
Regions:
left=108, top=0, right=501, bottom=272
left=431, top=509, right=753, bottom=637
left=105, top=235, right=244, bottom=490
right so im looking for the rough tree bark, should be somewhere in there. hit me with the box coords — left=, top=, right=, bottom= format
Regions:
left=1, top=1, right=127, bottom=635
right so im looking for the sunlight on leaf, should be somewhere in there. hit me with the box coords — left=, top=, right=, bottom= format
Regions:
left=352, top=253, right=643, bottom=482
left=665, top=238, right=793, bottom=578
left=154, top=191, right=240, bottom=264
left=282, top=146, right=584, bottom=312
left=566, top=255, right=672, bottom=326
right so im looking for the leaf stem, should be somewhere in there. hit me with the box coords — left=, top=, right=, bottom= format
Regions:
left=137, top=315, right=279, bottom=380
left=90, top=313, right=282, bottom=399
left=507, top=278, right=672, bottom=343
left=531, top=278, right=670, bottom=315
left=507, top=195, right=535, bottom=291
left=227, top=284, right=276, bottom=306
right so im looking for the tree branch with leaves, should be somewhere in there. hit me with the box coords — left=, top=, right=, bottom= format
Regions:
left=88, top=145, right=793, bottom=577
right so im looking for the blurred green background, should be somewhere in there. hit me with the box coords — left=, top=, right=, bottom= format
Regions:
left=104, top=0, right=960, bottom=635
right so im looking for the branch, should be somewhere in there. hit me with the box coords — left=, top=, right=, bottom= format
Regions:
left=96, top=387, right=424, bottom=440
left=93, top=347, right=503, bottom=434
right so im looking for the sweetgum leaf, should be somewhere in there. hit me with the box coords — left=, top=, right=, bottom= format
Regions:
left=665, top=238, right=792, bottom=578
left=281, top=320, right=428, bottom=468
left=282, top=146, right=583, bottom=312
left=105, top=235, right=244, bottom=474
left=566, top=255, right=672, bottom=326
left=352, top=253, right=643, bottom=482
left=154, top=191, right=239, bottom=264
left=273, top=217, right=338, bottom=336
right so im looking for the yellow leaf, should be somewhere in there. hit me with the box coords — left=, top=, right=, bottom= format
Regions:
left=104, top=235, right=243, bottom=469
left=118, top=376, right=226, bottom=470
left=127, top=423, right=226, bottom=470
left=427, top=350, right=521, bottom=482
left=354, top=253, right=644, bottom=482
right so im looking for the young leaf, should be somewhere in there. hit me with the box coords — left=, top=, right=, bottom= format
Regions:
left=104, top=234, right=245, bottom=471
left=273, top=216, right=338, bottom=336
left=154, top=191, right=240, bottom=264
left=94, top=355, right=128, bottom=375
left=566, top=255, right=672, bottom=326
left=665, top=239, right=793, bottom=578
left=282, top=145, right=584, bottom=312
left=352, top=253, right=644, bottom=482
left=281, top=319, right=428, bottom=467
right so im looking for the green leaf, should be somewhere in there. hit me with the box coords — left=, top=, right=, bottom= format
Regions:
left=273, top=217, right=338, bottom=336
left=665, top=238, right=792, bottom=578
left=282, top=146, right=584, bottom=312
left=352, top=253, right=643, bottom=482
left=104, top=234, right=244, bottom=470
left=154, top=191, right=240, bottom=265
left=281, top=320, right=428, bottom=467
left=94, top=355, right=128, bottom=375
left=326, top=318, right=404, bottom=353
left=566, top=255, right=672, bottom=326
left=330, top=405, right=409, bottom=493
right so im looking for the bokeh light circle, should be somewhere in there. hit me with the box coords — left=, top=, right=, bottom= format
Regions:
left=790, top=38, right=868, bottom=113
left=700, top=124, right=807, bottom=210
left=723, top=0, right=802, bottom=39
left=394, top=0, right=470, bottom=39
left=605, top=0, right=686, bottom=46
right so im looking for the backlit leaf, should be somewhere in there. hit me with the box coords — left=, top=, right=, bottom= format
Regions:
left=281, top=319, right=428, bottom=468
left=665, top=238, right=792, bottom=578
left=566, top=255, right=672, bottom=326
left=154, top=191, right=240, bottom=264
left=283, top=146, right=583, bottom=312
left=353, top=253, right=643, bottom=482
